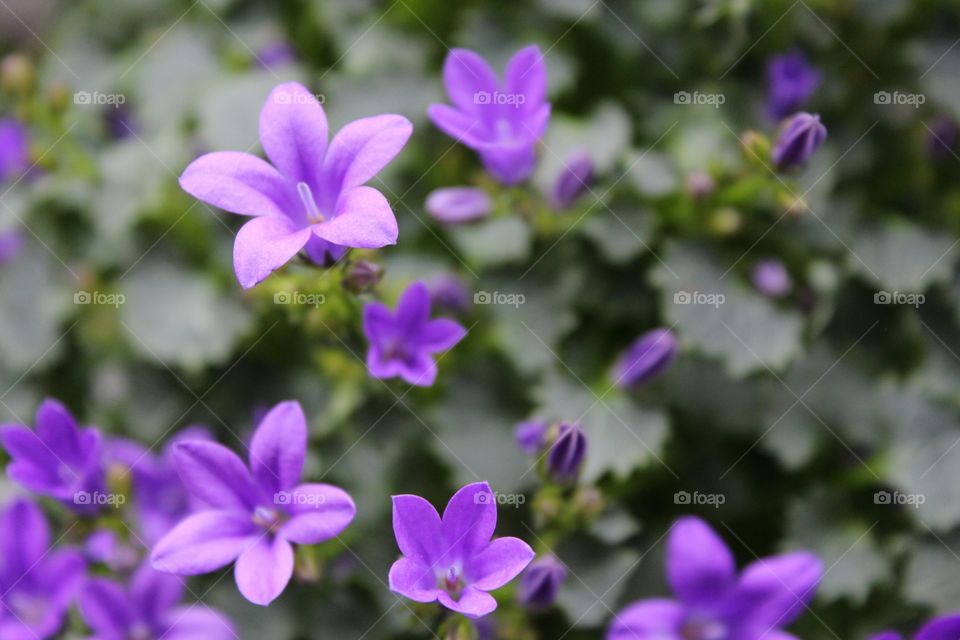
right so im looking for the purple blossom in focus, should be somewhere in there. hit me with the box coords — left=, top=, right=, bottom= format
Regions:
left=613, top=327, right=678, bottom=388
left=868, top=613, right=960, bottom=640
left=0, top=118, right=29, bottom=182
left=607, top=516, right=822, bottom=640
left=429, top=46, right=550, bottom=185
left=766, top=51, right=821, bottom=121
left=80, top=562, right=234, bottom=640
left=546, top=422, right=587, bottom=483
left=150, top=401, right=357, bottom=605
left=772, top=112, right=826, bottom=170
left=549, top=150, right=594, bottom=209
left=425, top=186, right=492, bottom=223
left=515, top=418, right=548, bottom=455
left=388, top=481, right=535, bottom=618
left=0, top=498, right=85, bottom=639
left=518, top=554, right=566, bottom=610
left=751, top=258, right=793, bottom=298
left=363, top=281, right=467, bottom=386
left=179, top=82, right=412, bottom=288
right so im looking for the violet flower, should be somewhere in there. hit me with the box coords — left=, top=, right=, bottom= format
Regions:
left=868, top=614, right=960, bottom=640
left=927, top=116, right=958, bottom=162
left=765, top=52, right=821, bottom=121
left=772, top=112, right=826, bottom=170
left=518, top=554, right=566, bottom=610
left=428, top=274, right=472, bottom=315
left=549, top=151, right=594, bottom=210
left=0, top=229, right=23, bottom=265
left=607, top=516, right=822, bottom=640
left=613, top=327, right=678, bottom=388
left=80, top=562, right=234, bottom=640
left=0, top=398, right=105, bottom=514
left=388, top=481, right=535, bottom=618
left=425, top=187, right=492, bottom=224
left=0, top=118, right=29, bottom=183
left=428, top=46, right=550, bottom=185
left=84, top=529, right=140, bottom=573
left=0, top=498, right=86, bottom=639
left=515, top=418, right=548, bottom=455
left=150, top=401, right=357, bottom=606
left=363, top=281, right=467, bottom=386
left=751, top=259, right=793, bottom=298
left=179, top=82, right=413, bottom=288
left=546, top=422, right=587, bottom=484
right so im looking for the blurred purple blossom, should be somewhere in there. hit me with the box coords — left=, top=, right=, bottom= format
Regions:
left=425, top=186, right=492, bottom=223
left=549, top=151, right=594, bottom=209
left=869, top=614, right=960, bottom=640
left=0, top=117, right=29, bottom=183
left=514, top=418, right=548, bottom=455
left=84, top=529, right=140, bottom=573
left=428, top=274, right=471, bottom=315
left=257, top=41, right=296, bottom=70
left=766, top=51, right=821, bottom=121
left=928, top=116, right=958, bottom=162
left=518, top=554, right=566, bottom=610
left=772, top=112, right=826, bottom=170
left=751, top=258, right=793, bottom=298
left=0, top=229, right=23, bottom=265
left=613, top=328, right=678, bottom=388
left=546, top=422, right=587, bottom=484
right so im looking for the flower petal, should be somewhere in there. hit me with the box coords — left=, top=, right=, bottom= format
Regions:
left=437, top=586, right=497, bottom=619
left=735, top=551, right=822, bottom=630
left=277, top=483, right=356, bottom=544
left=233, top=215, right=312, bottom=289
left=259, top=82, right=328, bottom=183
left=443, top=49, right=500, bottom=116
left=151, top=511, right=257, bottom=575
left=420, top=318, right=467, bottom=353
left=504, top=45, right=547, bottom=114
left=395, top=281, right=431, bottom=335
left=606, top=599, right=685, bottom=640
left=666, top=516, right=736, bottom=607
left=467, top=536, right=535, bottom=591
left=388, top=557, right=440, bottom=603
left=441, top=482, right=496, bottom=558
left=130, top=563, right=183, bottom=628
left=173, top=441, right=257, bottom=511
left=362, top=301, right=395, bottom=345
left=179, top=151, right=290, bottom=217
left=312, top=186, right=398, bottom=249
left=35, top=398, right=80, bottom=450
left=249, top=401, right=307, bottom=495
left=425, top=187, right=491, bottom=224
left=164, top=606, right=236, bottom=640
left=426, top=104, right=485, bottom=148
left=917, top=615, right=960, bottom=640
left=397, top=353, right=438, bottom=387
left=0, top=498, right=49, bottom=582
left=392, top=494, right=444, bottom=565
left=234, top=535, right=294, bottom=606
left=321, top=115, right=412, bottom=200
left=78, top=578, right=132, bottom=639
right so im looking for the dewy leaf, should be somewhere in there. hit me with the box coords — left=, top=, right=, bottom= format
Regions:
left=849, top=221, right=956, bottom=292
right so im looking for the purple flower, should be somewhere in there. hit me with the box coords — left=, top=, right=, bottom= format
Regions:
left=607, top=516, right=822, bottom=640
left=751, top=259, right=793, bottom=298
left=0, top=398, right=105, bottom=513
left=363, top=281, right=467, bottom=386
left=0, top=118, right=29, bottom=183
left=84, top=529, right=140, bottom=573
left=0, top=229, right=23, bottom=265
left=257, top=41, right=296, bottom=70
left=869, top=614, right=960, bottom=640
left=80, top=562, right=234, bottom=640
left=549, top=151, right=594, bottom=210
left=546, top=422, right=587, bottom=483
left=613, top=328, right=678, bottom=388
left=928, top=116, right=958, bottom=162
left=425, top=187, right=492, bottom=224
left=428, top=274, right=471, bottom=315
left=179, top=82, right=413, bottom=288
left=150, top=401, right=357, bottom=606
left=772, top=112, right=826, bottom=170
left=515, top=418, right=548, bottom=455
left=518, top=554, right=566, bottom=610
left=765, top=52, right=821, bottom=121
left=428, top=46, right=550, bottom=185
left=686, top=171, right=715, bottom=199
left=0, top=498, right=86, bottom=639
left=388, top=481, right=535, bottom=618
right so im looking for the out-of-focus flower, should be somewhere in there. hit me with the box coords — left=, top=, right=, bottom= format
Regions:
left=429, top=46, right=550, bottom=185
left=686, top=171, right=715, bottom=199
left=613, top=328, right=678, bottom=388
left=751, top=258, right=793, bottom=298
left=515, top=418, right=548, bottom=455
left=179, top=82, right=412, bottom=288
left=0, top=229, right=23, bottom=265
left=363, top=281, right=467, bottom=386
left=1, top=53, right=35, bottom=94
left=388, top=481, right=534, bottom=618
left=0, top=118, right=29, bottom=182
left=868, top=613, right=960, bottom=640
left=772, top=112, right=826, bottom=170
left=428, top=274, right=471, bottom=315
left=0, top=498, right=85, bottom=639
left=607, top=516, right=822, bottom=640
left=150, top=401, right=356, bottom=606
left=928, top=116, right=958, bottom=162
left=425, top=187, right=492, bottom=223
left=257, top=41, right=296, bottom=70
left=84, top=529, right=140, bottom=573
left=546, top=422, right=587, bottom=483
left=549, top=151, right=594, bottom=209
left=766, top=51, right=821, bottom=121
left=343, top=259, right=384, bottom=293
left=0, top=398, right=104, bottom=513
left=79, top=562, right=234, bottom=640
left=518, top=554, right=566, bottom=610
left=104, top=104, right=136, bottom=139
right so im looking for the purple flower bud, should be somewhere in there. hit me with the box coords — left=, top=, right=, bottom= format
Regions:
left=343, top=259, right=383, bottom=293
left=928, top=116, right=959, bottom=162
left=425, top=187, right=492, bottom=224
left=515, top=418, right=548, bottom=455
left=549, top=151, right=594, bottom=209
left=257, top=41, right=297, bottom=70
left=766, top=51, right=821, bottom=121
left=518, top=555, right=567, bottom=610
left=772, top=112, right=826, bottom=170
left=0, top=228, right=23, bottom=265
left=751, top=258, right=793, bottom=298
left=0, top=118, right=29, bottom=182
left=686, top=171, right=715, bottom=199
left=428, top=274, right=471, bottom=315
left=613, top=328, right=678, bottom=388
left=546, top=422, right=586, bottom=483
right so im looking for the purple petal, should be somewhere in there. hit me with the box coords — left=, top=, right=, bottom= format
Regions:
left=425, top=187, right=492, bottom=224
left=259, top=82, right=328, bottom=183
left=467, top=537, right=534, bottom=591
left=735, top=551, right=822, bottom=630
left=234, top=535, right=294, bottom=606
left=35, top=398, right=80, bottom=448
left=362, top=301, right=395, bottom=345
left=78, top=578, right=132, bottom=638
left=426, top=104, right=485, bottom=147
left=164, top=606, right=236, bottom=640
left=234, top=215, right=312, bottom=289
left=478, top=140, right=538, bottom=186
left=151, top=511, right=257, bottom=575
left=388, top=557, right=439, bottom=603
left=442, top=49, right=501, bottom=116
left=866, top=634, right=902, bottom=640
left=395, top=281, right=431, bottom=333
left=179, top=151, right=291, bottom=218
left=249, top=400, right=306, bottom=495
left=173, top=441, right=257, bottom=511
left=0, top=425, right=61, bottom=491
left=130, top=563, right=183, bottom=628
left=312, top=186, right=397, bottom=249
left=277, top=483, right=356, bottom=544
left=392, top=494, right=444, bottom=565
left=606, top=599, right=685, bottom=640
left=666, top=516, right=736, bottom=607
left=397, top=352, right=438, bottom=387
left=437, top=586, right=497, bottom=619
left=917, top=616, right=960, bottom=640
left=504, top=45, right=547, bottom=114
left=442, top=482, right=496, bottom=559
left=0, top=498, right=50, bottom=580
left=420, top=318, right=467, bottom=353
left=321, top=115, right=412, bottom=200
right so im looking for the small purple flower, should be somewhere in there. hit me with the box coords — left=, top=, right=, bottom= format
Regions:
left=928, top=116, right=958, bottom=162
left=766, top=51, right=821, bottom=121
left=0, top=229, right=23, bottom=265
left=0, top=498, right=86, bottom=639
left=549, top=151, right=594, bottom=210
left=363, top=281, right=467, bottom=386
left=80, top=562, right=234, bottom=640
left=772, top=112, right=826, bottom=170
left=0, top=118, right=29, bottom=183
left=179, top=82, right=413, bottom=288
left=546, top=422, right=587, bottom=484
left=257, top=41, right=297, bottom=70
left=428, top=274, right=471, bottom=315
left=613, top=328, right=678, bottom=388
left=607, top=516, right=822, bottom=640
left=751, top=258, right=793, bottom=298
left=150, top=401, right=357, bottom=606
left=869, top=614, right=960, bottom=640
left=429, top=46, right=550, bottom=185
left=0, top=398, right=105, bottom=513
left=388, top=481, right=535, bottom=618
left=686, top=171, right=715, bottom=199
left=84, top=529, right=140, bottom=573
left=518, top=554, right=566, bottom=610
left=515, top=418, right=548, bottom=455
left=425, top=187, right=492, bottom=224
left=342, top=259, right=384, bottom=293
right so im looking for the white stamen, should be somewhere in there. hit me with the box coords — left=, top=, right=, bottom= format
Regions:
left=297, top=181, right=324, bottom=223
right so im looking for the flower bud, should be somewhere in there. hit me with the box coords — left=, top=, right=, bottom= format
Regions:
left=425, top=187, right=491, bottom=224
left=546, top=422, right=587, bottom=484
left=709, top=207, right=741, bottom=236
left=751, top=259, right=792, bottom=298
left=1, top=53, right=34, bottom=94
left=549, top=151, right=594, bottom=209
left=772, top=112, right=826, bottom=170
left=515, top=418, right=548, bottom=455
left=342, top=259, right=383, bottom=293
left=686, top=171, right=714, bottom=199
left=518, top=555, right=567, bottom=610
left=613, top=328, right=678, bottom=388
left=428, top=274, right=470, bottom=315
left=765, top=51, right=820, bottom=121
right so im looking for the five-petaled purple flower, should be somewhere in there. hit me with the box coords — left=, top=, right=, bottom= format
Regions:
left=429, top=46, right=550, bottom=185
left=765, top=52, right=821, bottom=121
left=772, top=112, right=826, bottom=170
left=607, top=516, right=822, bottom=640
left=869, top=614, right=960, bottom=640
left=363, top=281, right=467, bottom=386
left=80, top=562, right=234, bottom=640
left=0, top=498, right=86, bottom=639
left=179, top=82, right=413, bottom=288
left=151, top=401, right=357, bottom=606
left=0, top=398, right=105, bottom=514
left=389, top=481, right=535, bottom=618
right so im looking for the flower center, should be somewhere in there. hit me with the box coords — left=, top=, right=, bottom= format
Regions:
left=8, top=592, right=47, bottom=625
left=682, top=618, right=727, bottom=640
left=252, top=506, right=283, bottom=532
left=129, top=622, right=154, bottom=640
left=440, top=566, right=465, bottom=599
left=297, top=181, right=325, bottom=224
